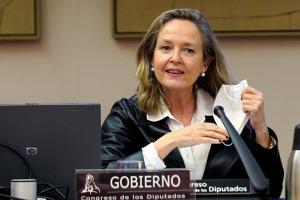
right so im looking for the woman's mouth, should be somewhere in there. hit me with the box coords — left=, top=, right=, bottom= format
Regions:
left=166, top=68, right=184, bottom=75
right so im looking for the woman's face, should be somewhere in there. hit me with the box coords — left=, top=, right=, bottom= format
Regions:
left=152, top=19, right=208, bottom=93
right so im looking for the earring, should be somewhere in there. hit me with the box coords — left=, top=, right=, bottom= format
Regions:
left=149, top=67, right=155, bottom=81
left=201, top=72, right=205, bottom=77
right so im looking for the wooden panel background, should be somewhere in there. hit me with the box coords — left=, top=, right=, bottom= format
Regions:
left=114, top=0, right=300, bottom=37
left=0, top=0, right=39, bottom=40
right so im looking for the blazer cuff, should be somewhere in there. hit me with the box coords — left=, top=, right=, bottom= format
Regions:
left=252, top=127, right=279, bottom=154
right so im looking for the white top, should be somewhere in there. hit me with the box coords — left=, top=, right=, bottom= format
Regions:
left=142, top=89, right=214, bottom=180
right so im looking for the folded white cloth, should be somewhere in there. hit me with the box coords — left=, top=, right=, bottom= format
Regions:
left=213, top=80, right=249, bottom=134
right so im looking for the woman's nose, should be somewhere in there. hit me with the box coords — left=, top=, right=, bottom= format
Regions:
left=170, top=49, right=182, bottom=64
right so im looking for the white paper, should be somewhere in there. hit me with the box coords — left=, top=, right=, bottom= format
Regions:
left=213, top=80, right=249, bottom=134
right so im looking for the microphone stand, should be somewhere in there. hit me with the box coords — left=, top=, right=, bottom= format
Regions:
left=214, top=106, right=269, bottom=195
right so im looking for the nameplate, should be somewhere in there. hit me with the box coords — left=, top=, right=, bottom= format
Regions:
left=75, top=169, right=192, bottom=200
left=192, top=179, right=251, bottom=195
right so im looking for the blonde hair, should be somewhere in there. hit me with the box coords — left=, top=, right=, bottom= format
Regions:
left=136, top=9, right=233, bottom=114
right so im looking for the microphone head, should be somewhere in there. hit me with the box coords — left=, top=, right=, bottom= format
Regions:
left=213, top=106, right=225, bottom=118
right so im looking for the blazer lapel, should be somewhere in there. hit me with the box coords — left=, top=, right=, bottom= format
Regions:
left=203, top=142, right=239, bottom=178
left=138, top=115, right=185, bottom=168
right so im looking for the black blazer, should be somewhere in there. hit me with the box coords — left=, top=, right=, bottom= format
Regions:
left=101, top=96, right=284, bottom=198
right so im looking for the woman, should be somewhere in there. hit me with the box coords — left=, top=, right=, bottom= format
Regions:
left=101, top=9, right=283, bottom=198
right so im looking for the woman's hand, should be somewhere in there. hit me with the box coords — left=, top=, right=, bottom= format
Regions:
left=154, top=122, right=228, bottom=160
left=241, top=86, right=271, bottom=147
left=170, top=122, right=228, bottom=147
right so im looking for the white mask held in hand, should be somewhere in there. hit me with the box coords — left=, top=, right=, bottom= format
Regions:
left=213, top=80, right=249, bottom=134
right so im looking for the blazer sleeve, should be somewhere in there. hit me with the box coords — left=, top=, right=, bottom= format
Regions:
left=101, top=98, right=146, bottom=169
left=247, top=127, right=284, bottom=198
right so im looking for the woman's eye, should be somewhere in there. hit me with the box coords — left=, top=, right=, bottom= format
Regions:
left=160, top=46, right=171, bottom=51
left=184, top=48, right=195, bottom=54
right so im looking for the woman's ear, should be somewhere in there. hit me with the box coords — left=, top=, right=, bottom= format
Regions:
left=203, top=58, right=211, bottom=72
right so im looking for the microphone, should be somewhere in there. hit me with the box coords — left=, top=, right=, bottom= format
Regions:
left=213, top=106, right=269, bottom=193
